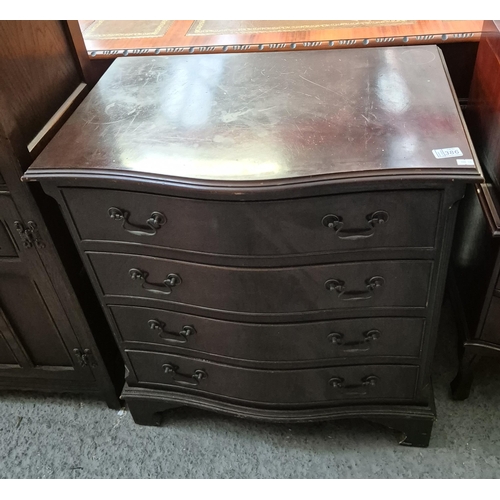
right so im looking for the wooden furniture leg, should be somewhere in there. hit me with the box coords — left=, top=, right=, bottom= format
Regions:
left=370, top=416, right=435, bottom=448
left=126, top=399, right=182, bottom=427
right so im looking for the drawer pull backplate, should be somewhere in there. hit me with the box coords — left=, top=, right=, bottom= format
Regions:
left=322, top=210, right=389, bottom=240
left=325, top=276, right=385, bottom=301
left=328, top=329, right=381, bottom=351
left=108, top=207, right=166, bottom=236
left=329, top=375, right=378, bottom=395
left=162, top=363, right=207, bottom=387
left=129, top=268, right=182, bottom=295
left=148, top=319, right=195, bottom=343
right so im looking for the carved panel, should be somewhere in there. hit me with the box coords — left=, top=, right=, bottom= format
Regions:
left=0, top=274, right=73, bottom=366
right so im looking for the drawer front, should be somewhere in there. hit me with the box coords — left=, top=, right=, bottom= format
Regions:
left=481, top=295, right=500, bottom=344
left=127, top=350, right=418, bottom=404
left=112, top=305, right=425, bottom=361
left=90, top=252, right=433, bottom=313
left=64, top=188, right=441, bottom=256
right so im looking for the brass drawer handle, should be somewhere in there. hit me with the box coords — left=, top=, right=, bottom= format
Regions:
left=328, top=329, right=380, bottom=352
left=329, top=375, right=378, bottom=391
left=325, top=276, right=384, bottom=301
left=129, top=268, right=181, bottom=295
left=148, top=319, right=195, bottom=344
left=322, top=210, right=389, bottom=240
left=108, top=207, right=166, bottom=236
left=162, top=363, right=207, bottom=387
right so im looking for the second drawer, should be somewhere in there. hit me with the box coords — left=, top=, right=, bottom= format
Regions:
left=89, top=252, right=433, bottom=314
left=111, top=305, right=425, bottom=363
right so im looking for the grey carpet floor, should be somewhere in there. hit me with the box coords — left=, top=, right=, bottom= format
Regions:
left=1, top=299, right=500, bottom=479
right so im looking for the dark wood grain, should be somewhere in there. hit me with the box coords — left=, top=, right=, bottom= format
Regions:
left=466, top=26, right=500, bottom=189
left=25, top=47, right=480, bottom=185
left=0, top=21, right=81, bottom=147
left=27, top=83, right=88, bottom=158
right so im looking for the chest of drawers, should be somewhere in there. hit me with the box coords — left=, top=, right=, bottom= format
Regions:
left=24, top=46, right=482, bottom=447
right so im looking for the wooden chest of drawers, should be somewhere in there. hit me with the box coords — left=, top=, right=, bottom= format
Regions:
left=25, top=46, right=482, bottom=446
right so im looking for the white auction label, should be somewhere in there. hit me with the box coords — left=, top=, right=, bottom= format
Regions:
left=456, top=159, right=475, bottom=165
left=432, top=147, right=463, bottom=159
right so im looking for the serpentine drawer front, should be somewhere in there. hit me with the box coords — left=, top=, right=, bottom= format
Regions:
left=62, top=188, right=441, bottom=256
left=111, top=305, right=425, bottom=363
left=25, top=47, right=483, bottom=445
left=89, top=252, right=433, bottom=313
left=126, top=350, right=419, bottom=405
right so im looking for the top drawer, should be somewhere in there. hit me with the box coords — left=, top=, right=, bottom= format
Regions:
left=62, top=188, right=441, bottom=257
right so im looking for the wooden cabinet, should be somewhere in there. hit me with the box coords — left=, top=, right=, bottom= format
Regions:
left=449, top=184, right=500, bottom=398
left=449, top=22, right=500, bottom=399
left=0, top=21, right=122, bottom=406
left=25, top=46, right=482, bottom=446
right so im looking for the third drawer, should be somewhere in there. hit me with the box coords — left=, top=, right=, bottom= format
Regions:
left=111, top=305, right=425, bottom=363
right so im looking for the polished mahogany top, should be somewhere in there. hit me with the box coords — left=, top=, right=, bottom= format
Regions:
left=25, top=46, right=481, bottom=185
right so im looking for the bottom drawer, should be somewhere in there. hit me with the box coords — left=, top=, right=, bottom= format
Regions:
left=127, top=350, right=418, bottom=405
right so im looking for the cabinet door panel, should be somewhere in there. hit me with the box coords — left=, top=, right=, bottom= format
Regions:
left=0, top=274, right=72, bottom=366
left=0, top=193, right=93, bottom=381
left=0, top=329, right=17, bottom=365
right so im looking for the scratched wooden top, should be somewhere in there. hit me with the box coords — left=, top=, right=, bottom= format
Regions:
left=26, top=46, right=481, bottom=185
